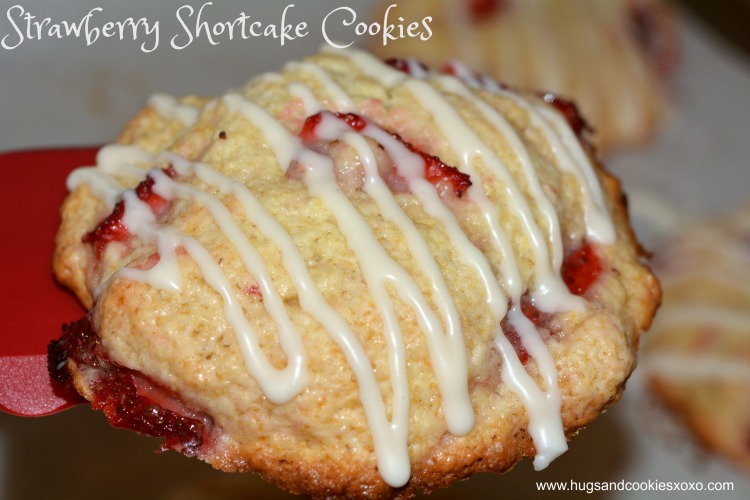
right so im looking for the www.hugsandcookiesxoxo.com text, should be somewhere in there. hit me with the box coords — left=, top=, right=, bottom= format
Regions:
left=1, top=3, right=432, bottom=52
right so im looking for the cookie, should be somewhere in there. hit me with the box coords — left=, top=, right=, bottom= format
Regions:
left=49, top=47, right=659, bottom=497
left=371, top=0, right=679, bottom=154
left=645, top=205, right=750, bottom=473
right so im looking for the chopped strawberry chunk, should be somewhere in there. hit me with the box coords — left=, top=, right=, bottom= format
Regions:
left=561, top=242, right=602, bottom=296
left=96, top=369, right=206, bottom=455
left=83, top=167, right=174, bottom=259
left=48, top=316, right=212, bottom=456
left=519, top=293, right=551, bottom=328
left=384, top=57, right=428, bottom=75
left=300, top=112, right=367, bottom=144
left=299, top=112, right=323, bottom=143
left=134, top=175, right=170, bottom=216
left=440, top=62, right=457, bottom=77
left=385, top=57, right=413, bottom=74
left=337, top=112, right=367, bottom=132
left=299, top=112, right=472, bottom=198
left=498, top=244, right=602, bottom=366
left=499, top=293, right=554, bottom=365
left=504, top=325, right=529, bottom=364
left=540, top=92, right=590, bottom=138
left=82, top=201, right=130, bottom=259
left=409, top=144, right=472, bottom=198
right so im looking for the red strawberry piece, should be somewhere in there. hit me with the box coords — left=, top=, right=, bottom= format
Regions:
left=499, top=292, right=555, bottom=365
left=502, top=323, right=529, bottom=364
left=83, top=167, right=174, bottom=259
left=384, top=57, right=428, bottom=75
left=300, top=112, right=472, bottom=198
left=540, top=92, right=590, bottom=138
left=300, top=112, right=367, bottom=144
left=134, top=176, right=169, bottom=215
left=561, top=242, right=602, bottom=296
left=420, top=150, right=472, bottom=198
left=337, top=112, right=367, bottom=132
left=520, top=292, right=551, bottom=328
left=299, top=112, right=324, bottom=143
left=48, top=316, right=212, bottom=456
left=394, top=134, right=472, bottom=198
left=82, top=200, right=130, bottom=259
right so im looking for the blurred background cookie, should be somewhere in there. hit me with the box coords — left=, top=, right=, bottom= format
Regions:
left=371, top=0, right=680, bottom=155
left=645, top=204, right=750, bottom=473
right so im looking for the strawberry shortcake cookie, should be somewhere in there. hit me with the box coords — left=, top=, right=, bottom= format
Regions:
left=49, top=47, right=659, bottom=497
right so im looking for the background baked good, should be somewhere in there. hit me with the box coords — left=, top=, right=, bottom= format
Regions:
left=371, top=0, right=679, bottom=155
left=645, top=204, right=750, bottom=473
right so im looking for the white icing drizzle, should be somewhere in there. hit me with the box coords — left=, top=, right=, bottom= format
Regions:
left=302, top=153, right=414, bottom=486
left=291, top=87, right=480, bottom=434
left=504, top=99, right=614, bottom=245
left=352, top=120, right=506, bottom=319
left=325, top=115, right=569, bottom=465
left=222, top=93, right=298, bottom=171
left=403, top=59, right=429, bottom=79
left=533, top=104, right=614, bottom=244
left=452, top=0, right=661, bottom=148
left=440, top=59, right=615, bottom=246
left=525, top=0, right=565, bottom=95
left=341, top=47, right=571, bottom=469
left=494, top=314, right=565, bottom=469
left=113, top=175, right=310, bottom=404
left=148, top=93, right=200, bottom=126
left=506, top=305, right=566, bottom=469
left=330, top=124, right=474, bottom=435
left=67, top=48, right=621, bottom=486
left=322, top=44, right=407, bottom=88
left=403, top=78, right=570, bottom=470
left=447, top=0, right=485, bottom=72
left=285, top=61, right=358, bottom=112
left=67, top=145, right=154, bottom=209
left=287, top=82, right=324, bottom=115
left=660, top=229, right=750, bottom=270
left=165, top=152, right=417, bottom=485
left=656, top=230, right=750, bottom=296
left=432, top=75, right=580, bottom=313
left=218, top=92, right=418, bottom=486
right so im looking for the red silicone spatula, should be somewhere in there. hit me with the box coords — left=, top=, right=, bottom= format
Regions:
left=0, top=147, right=99, bottom=416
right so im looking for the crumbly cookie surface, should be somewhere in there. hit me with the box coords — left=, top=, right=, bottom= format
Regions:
left=645, top=206, right=750, bottom=474
left=370, top=0, right=679, bottom=155
left=51, top=48, right=659, bottom=497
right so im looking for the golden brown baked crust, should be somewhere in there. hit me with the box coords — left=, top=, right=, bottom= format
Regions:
left=51, top=48, right=659, bottom=497
left=370, top=0, right=679, bottom=155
